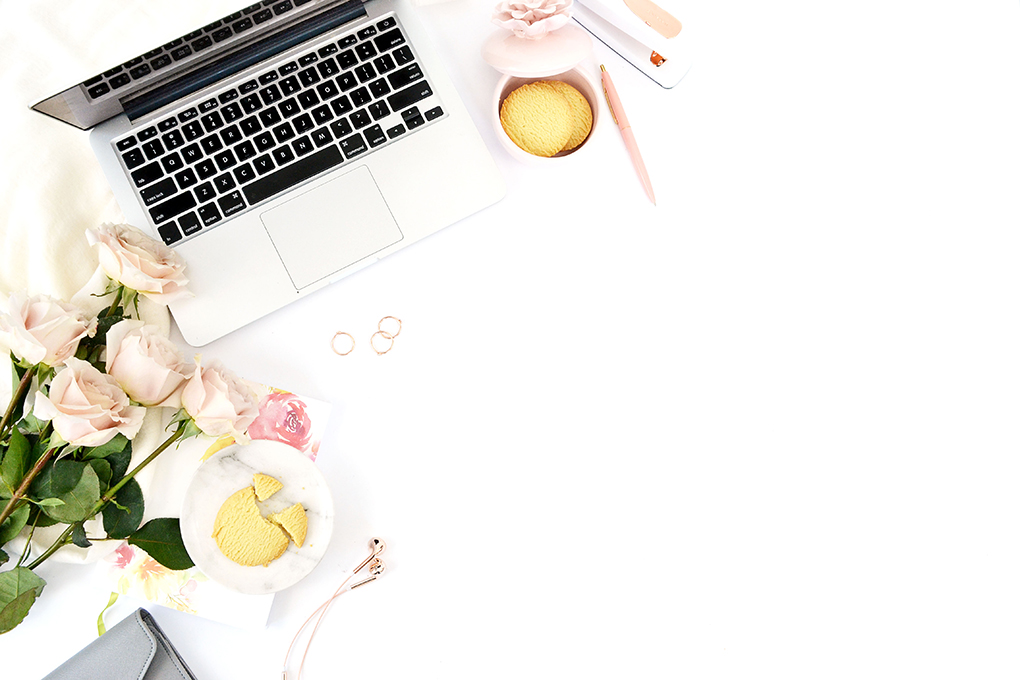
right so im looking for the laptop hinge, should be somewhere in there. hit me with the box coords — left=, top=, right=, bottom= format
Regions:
left=122, top=1, right=368, bottom=122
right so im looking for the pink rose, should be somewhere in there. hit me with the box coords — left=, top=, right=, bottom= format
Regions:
left=0, top=292, right=96, bottom=367
left=247, top=392, right=313, bottom=451
left=105, top=319, right=193, bottom=407
left=180, top=357, right=259, bottom=441
left=34, top=357, right=145, bottom=447
left=492, top=0, right=572, bottom=39
left=85, top=223, right=190, bottom=304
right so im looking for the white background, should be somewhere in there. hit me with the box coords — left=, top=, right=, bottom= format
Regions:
left=4, top=1, right=1020, bottom=678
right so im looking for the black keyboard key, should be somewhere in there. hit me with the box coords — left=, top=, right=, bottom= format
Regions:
left=200, top=135, right=224, bottom=154
left=293, top=113, right=314, bottom=133
left=298, top=53, right=318, bottom=67
left=337, top=49, right=357, bottom=69
left=236, top=141, right=257, bottom=161
left=280, top=76, right=301, bottom=96
left=198, top=203, right=222, bottom=227
left=316, top=80, right=340, bottom=100
left=355, top=64, right=376, bottom=83
left=259, top=72, right=280, bottom=85
left=374, top=54, right=396, bottom=74
left=377, top=17, right=396, bottom=30
left=336, top=72, right=357, bottom=92
left=171, top=45, right=193, bottom=61
left=158, top=118, right=179, bottom=132
left=279, top=61, right=299, bottom=75
left=192, top=36, right=214, bottom=52
left=214, top=173, right=237, bottom=193
left=339, top=133, right=367, bottom=159
left=241, top=94, right=263, bottom=113
left=195, top=159, right=217, bottom=179
left=317, top=43, right=338, bottom=57
left=273, top=122, right=296, bottom=143
left=350, top=109, right=371, bottom=129
left=392, top=45, right=413, bottom=65
left=243, top=145, right=343, bottom=205
left=158, top=222, right=182, bottom=245
left=122, top=148, right=145, bottom=169
left=212, top=27, right=232, bottom=42
left=233, top=17, right=253, bottom=33
left=369, top=78, right=390, bottom=98
left=233, top=163, right=257, bottom=184
left=201, top=111, right=224, bottom=133
left=405, top=113, right=425, bottom=129
left=425, top=106, right=444, bottom=121
left=219, top=90, right=240, bottom=105
left=253, top=154, right=275, bottom=175
left=331, top=95, right=353, bottom=116
left=117, top=137, right=137, bottom=152
left=214, top=149, right=237, bottom=171
left=239, top=79, right=259, bottom=94
left=259, top=107, right=282, bottom=127
left=388, top=81, right=433, bottom=112
left=254, top=131, right=276, bottom=151
left=163, top=133, right=185, bottom=153
left=311, top=104, right=334, bottom=126
left=182, top=121, right=204, bottom=140
left=179, top=212, right=202, bottom=236
left=110, top=73, right=131, bottom=89
left=317, top=57, right=339, bottom=78
left=330, top=118, right=353, bottom=139
left=273, top=1, right=293, bottom=15
left=351, top=87, right=371, bottom=107
left=292, top=135, right=314, bottom=156
left=253, top=9, right=273, bottom=23
left=222, top=103, right=243, bottom=122
left=149, top=191, right=197, bottom=224
left=374, top=29, right=406, bottom=52
left=130, top=63, right=152, bottom=79
left=87, top=83, right=111, bottom=99
left=388, top=63, right=423, bottom=90
left=368, top=101, right=389, bottom=120
left=140, top=177, right=178, bottom=206
left=356, top=42, right=377, bottom=61
left=142, top=139, right=166, bottom=160
left=261, top=84, right=282, bottom=104
left=365, top=125, right=386, bottom=147
left=179, top=108, right=199, bottom=122
left=272, top=145, right=295, bottom=166
left=221, top=124, right=243, bottom=146
left=298, top=67, right=320, bottom=88
left=357, top=26, right=377, bottom=40
left=297, top=90, right=320, bottom=109
left=401, top=107, right=421, bottom=122
left=195, top=182, right=215, bottom=202
left=161, top=152, right=184, bottom=173
left=199, top=98, right=219, bottom=113
left=338, top=35, right=358, bottom=49
left=218, top=190, right=247, bottom=217
left=151, top=54, right=173, bottom=71
left=386, top=124, right=405, bottom=139
left=139, top=127, right=159, bottom=141
left=181, top=143, right=203, bottom=163
left=311, top=127, right=333, bottom=148
left=176, top=168, right=198, bottom=189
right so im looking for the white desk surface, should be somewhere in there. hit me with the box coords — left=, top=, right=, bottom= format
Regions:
left=4, top=1, right=1020, bottom=677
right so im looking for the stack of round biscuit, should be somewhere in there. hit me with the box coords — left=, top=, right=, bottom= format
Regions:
left=499, top=80, right=593, bottom=157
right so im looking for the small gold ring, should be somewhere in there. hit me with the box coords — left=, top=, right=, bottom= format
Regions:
left=377, top=315, right=402, bottom=338
left=331, top=331, right=355, bottom=356
left=370, top=330, right=395, bottom=355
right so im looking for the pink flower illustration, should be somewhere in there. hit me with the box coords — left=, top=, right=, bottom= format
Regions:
left=247, top=392, right=313, bottom=451
left=110, top=543, right=136, bottom=569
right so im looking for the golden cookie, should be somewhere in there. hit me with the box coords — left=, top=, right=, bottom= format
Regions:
left=500, top=81, right=573, bottom=157
left=252, top=473, right=283, bottom=501
left=212, top=486, right=289, bottom=567
left=543, top=80, right=592, bottom=151
left=269, top=503, right=308, bottom=548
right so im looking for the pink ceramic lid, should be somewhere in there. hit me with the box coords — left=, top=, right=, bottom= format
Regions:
left=481, top=23, right=593, bottom=78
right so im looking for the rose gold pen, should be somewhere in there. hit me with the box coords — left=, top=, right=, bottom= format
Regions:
left=600, top=64, right=656, bottom=205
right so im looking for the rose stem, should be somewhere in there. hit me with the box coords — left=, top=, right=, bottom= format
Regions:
left=0, top=364, right=38, bottom=438
left=26, top=424, right=187, bottom=570
left=0, top=445, right=58, bottom=528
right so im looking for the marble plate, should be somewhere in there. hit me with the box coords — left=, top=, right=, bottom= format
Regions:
left=180, top=439, right=334, bottom=595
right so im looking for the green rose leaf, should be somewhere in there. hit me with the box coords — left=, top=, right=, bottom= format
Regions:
left=83, top=434, right=130, bottom=460
left=102, top=478, right=145, bottom=540
left=30, top=459, right=85, bottom=499
left=0, top=567, right=46, bottom=634
left=0, top=549, right=7, bottom=566
left=32, top=498, right=64, bottom=507
left=0, top=503, right=30, bottom=544
left=43, top=466, right=101, bottom=524
left=1, top=428, right=30, bottom=495
left=71, top=522, right=92, bottom=549
left=128, top=518, right=194, bottom=571
left=104, top=445, right=133, bottom=485
left=88, top=459, right=112, bottom=493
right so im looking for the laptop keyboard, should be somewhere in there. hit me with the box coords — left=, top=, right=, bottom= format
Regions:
left=112, top=14, right=444, bottom=246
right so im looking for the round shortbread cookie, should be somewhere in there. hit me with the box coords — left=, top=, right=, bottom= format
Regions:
left=500, top=81, right=573, bottom=157
left=543, top=80, right=592, bottom=151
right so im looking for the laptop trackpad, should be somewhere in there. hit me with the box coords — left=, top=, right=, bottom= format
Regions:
left=260, top=167, right=403, bottom=290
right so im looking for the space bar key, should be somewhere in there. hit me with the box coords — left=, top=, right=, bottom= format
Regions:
left=242, top=146, right=344, bottom=206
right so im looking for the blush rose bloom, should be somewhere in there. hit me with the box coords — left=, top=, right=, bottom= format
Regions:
left=0, top=291, right=97, bottom=366
left=247, top=392, right=313, bottom=451
left=105, top=319, right=193, bottom=408
left=180, top=357, right=259, bottom=442
left=34, top=357, right=146, bottom=447
left=492, top=0, right=572, bottom=39
left=85, top=223, right=191, bottom=304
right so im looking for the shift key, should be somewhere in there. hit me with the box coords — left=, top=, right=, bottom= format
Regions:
left=387, top=80, right=433, bottom=113
left=149, top=191, right=197, bottom=224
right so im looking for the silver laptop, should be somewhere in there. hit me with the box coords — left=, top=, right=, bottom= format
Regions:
left=33, top=0, right=505, bottom=346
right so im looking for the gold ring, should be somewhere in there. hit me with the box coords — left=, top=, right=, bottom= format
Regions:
left=370, top=330, right=395, bottom=355
left=331, top=331, right=355, bottom=356
left=377, top=315, right=402, bottom=339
